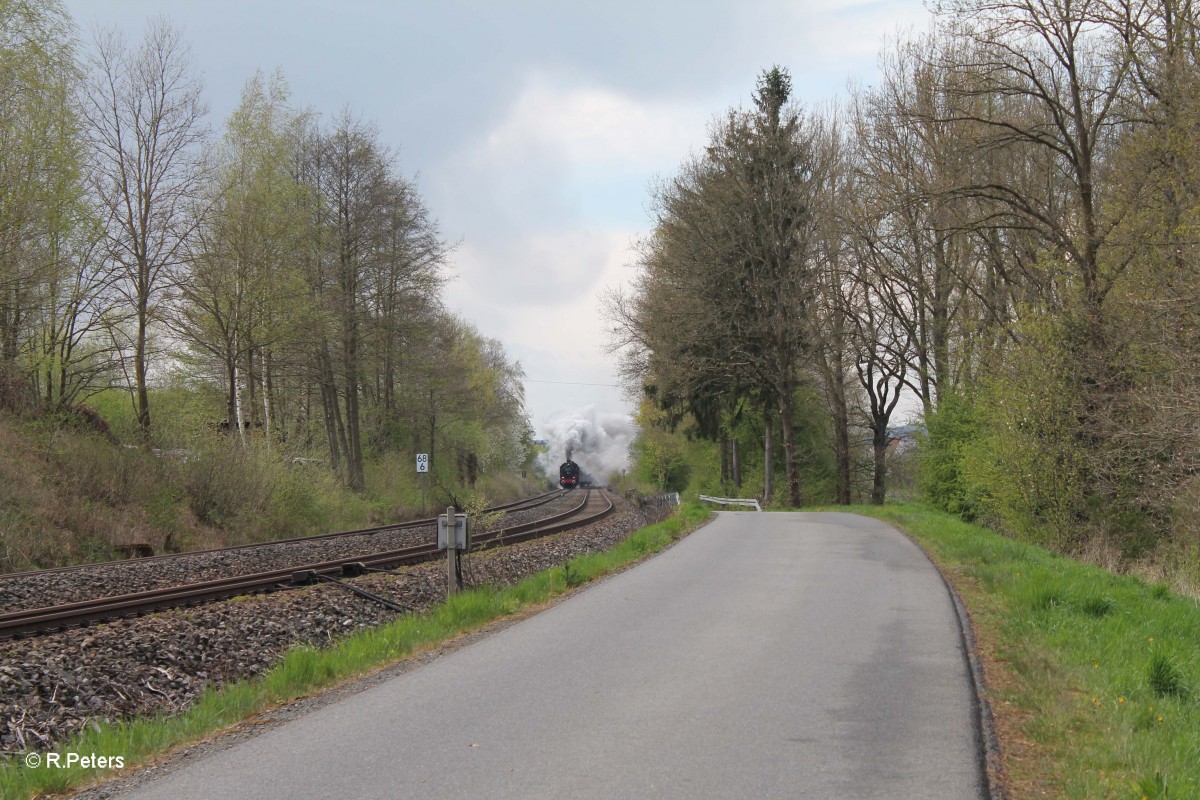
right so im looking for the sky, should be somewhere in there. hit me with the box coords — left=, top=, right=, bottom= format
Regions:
left=63, top=0, right=933, bottom=439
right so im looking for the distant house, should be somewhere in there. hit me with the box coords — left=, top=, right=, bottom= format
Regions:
left=885, top=424, right=925, bottom=458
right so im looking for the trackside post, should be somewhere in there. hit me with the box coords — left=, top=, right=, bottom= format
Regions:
left=416, top=453, right=429, bottom=515
left=438, top=506, right=468, bottom=596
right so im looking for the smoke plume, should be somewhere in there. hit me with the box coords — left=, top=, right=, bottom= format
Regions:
left=538, top=406, right=636, bottom=481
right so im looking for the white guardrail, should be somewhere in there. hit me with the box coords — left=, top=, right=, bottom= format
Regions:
left=698, top=495, right=763, bottom=512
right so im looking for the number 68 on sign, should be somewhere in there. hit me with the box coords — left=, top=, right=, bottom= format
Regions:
left=416, top=453, right=429, bottom=473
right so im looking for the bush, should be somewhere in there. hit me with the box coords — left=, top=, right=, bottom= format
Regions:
left=919, top=392, right=984, bottom=520
left=173, top=442, right=275, bottom=529
left=631, top=426, right=691, bottom=492
left=46, top=431, right=157, bottom=507
left=0, top=509, right=71, bottom=571
left=0, top=363, right=36, bottom=414
left=252, top=462, right=374, bottom=540
left=953, top=318, right=1092, bottom=549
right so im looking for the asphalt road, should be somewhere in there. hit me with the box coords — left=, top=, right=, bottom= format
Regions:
left=112, top=511, right=985, bottom=799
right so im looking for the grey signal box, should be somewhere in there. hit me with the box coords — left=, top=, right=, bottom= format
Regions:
left=437, top=513, right=469, bottom=550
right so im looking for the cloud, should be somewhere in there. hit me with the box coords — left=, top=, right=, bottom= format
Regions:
left=450, top=228, right=634, bottom=313
left=442, top=225, right=638, bottom=428
left=438, top=74, right=691, bottom=352
left=479, top=73, right=712, bottom=178
left=784, top=0, right=932, bottom=64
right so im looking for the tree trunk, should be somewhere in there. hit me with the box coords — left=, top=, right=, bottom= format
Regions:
left=243, top=342, right=257, bottom=427
left=428, top=388, right=437, bottom=478
left=871, top=424, right=888, bottom=505
left=232, top=355, right=245, bottom=445
left=763, top=413, right=774, bottom=503
left=343, top=325, right=364, bottom=490
left=316, top=341, right=343, bottom=477
left=224, top=347, right=238, bottom=434
left=778, top=390, right=803, bottom=507
left=135, top=299, right=151, bottom=443
left=831, top=375, right=851, bottom=505
left=262, top=349, right=273, bottom=448
left=720, top=438, right=730, bottom=485
left=732, top=438, right=741, bottom=489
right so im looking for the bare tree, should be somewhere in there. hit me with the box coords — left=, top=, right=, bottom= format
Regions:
left=33, top=223, right=124, bottom=408
left=845, top=250, right=912, bottom=505
left=935, top=0, right=1152, bottom=331
left=83, top=16, right=208, bottom=440
left=0, top=0, right=82, bottom=376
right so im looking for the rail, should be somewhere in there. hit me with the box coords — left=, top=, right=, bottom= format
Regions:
left=0, top=489, right=613, bottom=641
left=0, top=490, right=566, bottom=581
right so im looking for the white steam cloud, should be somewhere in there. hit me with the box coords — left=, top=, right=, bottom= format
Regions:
left=538, top=406, right=636, bottom=481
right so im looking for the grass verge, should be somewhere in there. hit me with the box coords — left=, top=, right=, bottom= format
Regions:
left=0, top=502, right=711, bottom=800
left=844, top=502, right=1200, bottom=800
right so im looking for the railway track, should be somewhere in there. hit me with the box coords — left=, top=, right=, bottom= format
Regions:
left=0, top=490, right=571, bottom=613
left=0, top=489, right=566, bottom=582
left=0, top=489, right=613, bottom=641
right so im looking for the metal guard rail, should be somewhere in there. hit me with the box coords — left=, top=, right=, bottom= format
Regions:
left=698, top=495, right=763, bottom=512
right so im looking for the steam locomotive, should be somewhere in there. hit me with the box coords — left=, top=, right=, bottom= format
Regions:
left=559, top=459, right=581, bottom=489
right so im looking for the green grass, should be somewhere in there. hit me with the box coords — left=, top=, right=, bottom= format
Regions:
left=19, top=498, right=1192, bottom=798
left=0, top=502, right=710, bottom=800
left=844, top=502, right=1200, bottom=799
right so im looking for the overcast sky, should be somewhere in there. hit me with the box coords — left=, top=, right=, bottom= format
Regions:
left=63, top=0, right=933, bottom=435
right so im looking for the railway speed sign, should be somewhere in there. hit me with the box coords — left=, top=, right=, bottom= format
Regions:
left=416, top=453, right=429, bottom=473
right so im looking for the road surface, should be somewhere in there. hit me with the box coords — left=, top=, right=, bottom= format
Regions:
left=111, top=511, right=986, bottom=799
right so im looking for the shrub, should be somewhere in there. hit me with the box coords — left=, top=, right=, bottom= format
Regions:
left=919, top=392, right=983, bottom=520
left=0, top=509, right=70, bottom=571
left=631, top=426, right=691, bottom=492
left=172, top=442, right=275, bottom=529
left=0, top=363, right=36, bottom=414
left=959, top=318, right=1092, bottom=549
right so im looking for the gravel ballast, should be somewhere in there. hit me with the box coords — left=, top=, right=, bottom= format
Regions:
left=0, top=495, right=647, bottom=754
left=0, top=493, right=581, bottom=614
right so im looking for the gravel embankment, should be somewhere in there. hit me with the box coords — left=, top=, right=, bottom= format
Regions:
left=0, top=496, right=646, bottom=754
left=0, top=494, right=580, bottom=614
